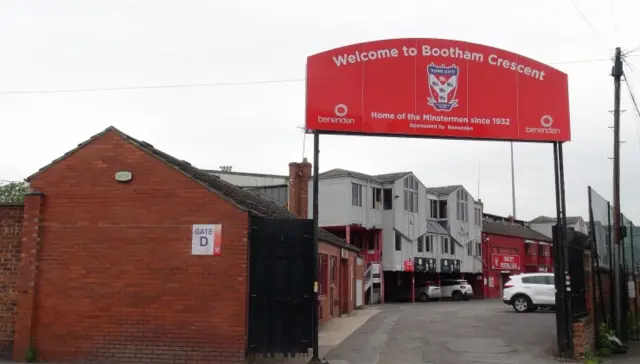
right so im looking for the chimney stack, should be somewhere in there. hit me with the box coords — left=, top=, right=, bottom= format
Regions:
left=288, top=158, right=312, bottom=218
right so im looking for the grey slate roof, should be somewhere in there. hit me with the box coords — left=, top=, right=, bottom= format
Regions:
left=317, top=168, right=412, bottom=184
left=426, top=185, right=462, bottom=195
left=318, top=168, right=380, bottom=182
left=427, top=220, right=450, bottom=235
left=204, top=169, right=288, bottom=179
left=374, top=172, right=411, bottom=183
left=530, top=215, right=583, bottom=225
left=483, top=218, right=552, bottom=242
left=26, top=127, right=357, bottom=252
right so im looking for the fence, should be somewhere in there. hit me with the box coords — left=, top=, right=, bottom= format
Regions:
left=587, top=186, right=640, bottom=342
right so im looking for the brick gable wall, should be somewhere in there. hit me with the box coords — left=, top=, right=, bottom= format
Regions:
left=19, top=130, right=250, bottom=363
left=0, top=205, right=23, bottom=360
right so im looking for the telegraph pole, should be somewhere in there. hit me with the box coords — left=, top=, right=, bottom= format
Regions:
left=612, top=46, right=623, bottom=338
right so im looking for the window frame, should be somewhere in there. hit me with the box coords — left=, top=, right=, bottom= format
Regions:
left=318, top=254, right=328, bottom=296
left=383, top=188, right=392, bottom=210
left=395, top=231, right=402, bottom=251
left=352, top=182, right=363, bottom=207
left=403, top=176, right=419, bottom=213
left=417, top=235, right=424, bottom=253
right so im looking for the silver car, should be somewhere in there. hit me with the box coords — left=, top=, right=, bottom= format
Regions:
left=417, top=281, right=442, bottom=302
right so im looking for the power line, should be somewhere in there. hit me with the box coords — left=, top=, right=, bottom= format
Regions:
left=0, top=57, right=619, bottom=96
left=0, top=78, right=304, bottom=96
left=622, top=69, right=640, bottom=147
left=569, top=0, right=611, bottom=50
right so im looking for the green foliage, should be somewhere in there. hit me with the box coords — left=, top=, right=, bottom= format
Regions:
left=596, top=347, right=612, bottom=357
left=0, top=181, right=29, bottom=203
left=598, top=323, right=616, bottom=351
left=25, top=337, right=38, bottom=362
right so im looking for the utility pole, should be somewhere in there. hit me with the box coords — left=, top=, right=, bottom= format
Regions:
left=510, top=142, right=516, bottom=218
left=612, top=46, right=623, bottom=338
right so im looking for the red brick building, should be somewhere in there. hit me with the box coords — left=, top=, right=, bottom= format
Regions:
left=0, top=126, right=362, bottom=363
left=0, top=203, right=22, bottom=359
left=481, top=214, right=553, bottom=299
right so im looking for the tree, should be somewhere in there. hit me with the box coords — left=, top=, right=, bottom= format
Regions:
left=0, top=181, right=29, bottom=203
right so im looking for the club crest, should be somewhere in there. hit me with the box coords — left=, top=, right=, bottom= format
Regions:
left=427, top=64, right=460, bottom=111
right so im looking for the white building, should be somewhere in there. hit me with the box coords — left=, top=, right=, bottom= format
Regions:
left=529, top=215, right=588, bottom=238
left=306, top=168, right=484, bottom=275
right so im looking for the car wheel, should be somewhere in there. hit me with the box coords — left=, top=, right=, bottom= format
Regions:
left=512, top=296, right=532, bottom=313
left=452, top=291, right=463, bottom=301
left=420, top=293, right=428, bottom=302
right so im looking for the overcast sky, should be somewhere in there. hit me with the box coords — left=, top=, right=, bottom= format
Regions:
left=1, top=0, right=640, bottom=223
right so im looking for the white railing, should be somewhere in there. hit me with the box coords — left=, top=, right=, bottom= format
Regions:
left=364, top=264, right=374, bottom=292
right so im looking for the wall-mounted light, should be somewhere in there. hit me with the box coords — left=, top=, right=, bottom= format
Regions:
left=115, top=171, right=133, bottom=183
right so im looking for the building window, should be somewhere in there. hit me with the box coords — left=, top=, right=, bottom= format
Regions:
left=425, top=236, right=432, bottom=253
left=450, top=240, right=456, bottom=255
left=476, top=242, right=482, bottom=256
left=417, top=235, right=424, bottom=253
left=395, top=231, right=402, bottom=251
left=372, top=187, right=382, bottom=209
left=456, top=189, right=468, bottom=222
left=467, top=242, right=473, bottom=256
left=442, top=237, right=449, bottom=254
left=318, top=254, right=328, bottom=295
left=527, top=244, right=537, bottom=256
left=475, top=207, right=482, bottom=226
left=428, top=199, right=436, bottom=218
left=383, top=188, right=392, bottom=210
left=438, top=200, right=447, bottom=219
left=538, top=244, right=544, bottom=257
left=352, top=183, right=363, bottom=207
left=403, top=176, right=419, bottom=213
left=368, top=235, right=375, bottom=251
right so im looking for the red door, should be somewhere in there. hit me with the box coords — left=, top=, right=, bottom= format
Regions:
left=340, top=258, right=350, bottom=313
left=329, top=256, right=337, bottom=317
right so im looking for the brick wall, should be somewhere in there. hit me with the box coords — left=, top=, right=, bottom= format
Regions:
left=17, top=130, right=250, bottom=363
left=573, top=317, right=594, bottom=359
left=574, top=249, right=595, bottom=360
left=317, top=243, right=363, bottom=324
left=288, top=159, right=311, bottom=219
left=0, top=204, right=23, bottom=360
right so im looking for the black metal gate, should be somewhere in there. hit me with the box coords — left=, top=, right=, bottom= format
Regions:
left=247, top=216, right=314, bottom=358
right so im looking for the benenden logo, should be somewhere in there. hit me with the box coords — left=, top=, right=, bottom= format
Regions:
left=317, top=104, right=356, bottom=124
left=525, top=115, right=561, bottom=135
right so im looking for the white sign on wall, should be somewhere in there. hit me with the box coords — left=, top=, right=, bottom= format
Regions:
left=191, top=224, right=222, bottom=256
left=628, top=281, right=637, bottom=298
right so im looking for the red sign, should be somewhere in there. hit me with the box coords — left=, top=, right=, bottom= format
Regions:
left=491, top=254, right=521, bottom=270
left=403, top=260, right=414, bottom=272
left=306, top=38, right=570, bottom=142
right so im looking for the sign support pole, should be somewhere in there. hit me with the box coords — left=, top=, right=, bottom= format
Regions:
left=552, top=141, right=572, bottom=359
left=309, top=131, right=327, bottom=364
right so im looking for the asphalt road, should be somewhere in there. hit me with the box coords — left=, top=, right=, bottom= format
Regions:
left=326, top=299, right=560, bottom=364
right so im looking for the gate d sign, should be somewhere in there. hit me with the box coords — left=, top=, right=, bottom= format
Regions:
left=191, top=224, right=221, bottom=256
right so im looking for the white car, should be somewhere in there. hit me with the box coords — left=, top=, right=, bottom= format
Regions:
left=440, top=279, right=473, bottom=301
left=417, top=281, right=442, bottom=302
left=503, top=273, right=556, bottom=313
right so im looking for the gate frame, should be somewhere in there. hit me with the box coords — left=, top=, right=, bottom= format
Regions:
left=309, top=133, right=574, bottom=360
